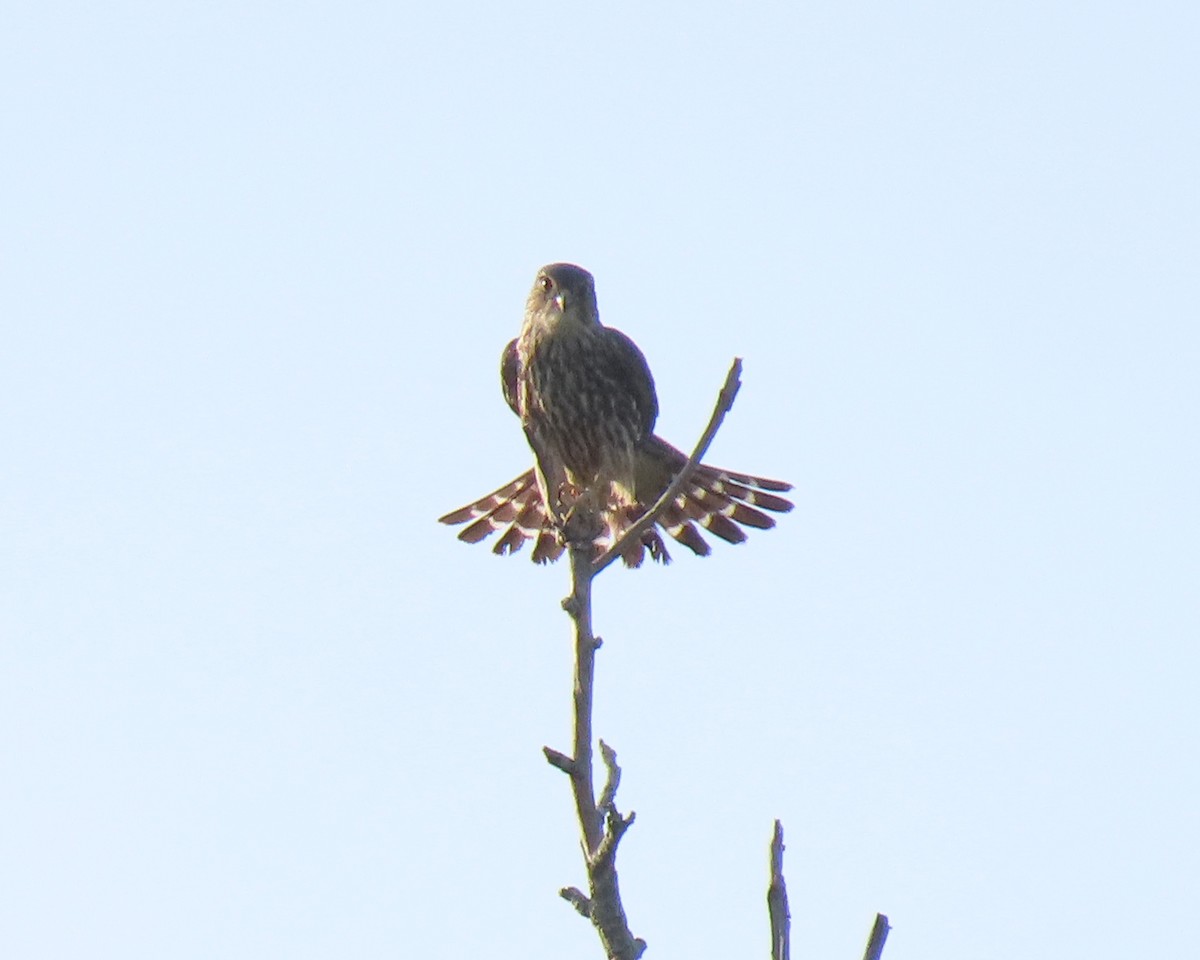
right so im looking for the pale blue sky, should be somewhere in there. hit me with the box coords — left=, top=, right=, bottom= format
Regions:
left=2, top=2, right=1197, bottom=958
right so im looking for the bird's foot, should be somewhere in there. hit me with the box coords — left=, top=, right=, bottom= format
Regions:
left=550, top=482, right=603, bottom=548
left=558, top=501, right=604, bottom=548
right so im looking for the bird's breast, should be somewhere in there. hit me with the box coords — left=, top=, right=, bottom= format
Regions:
left=517, top=327, right=644, bottom=484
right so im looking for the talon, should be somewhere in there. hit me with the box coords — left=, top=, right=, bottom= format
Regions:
left=562, top=506, right=604, bottom=544
left=555, top=481, right=582, bottom=511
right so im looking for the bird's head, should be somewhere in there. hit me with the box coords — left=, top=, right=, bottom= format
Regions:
left=524, top=263, right=599, bottom=334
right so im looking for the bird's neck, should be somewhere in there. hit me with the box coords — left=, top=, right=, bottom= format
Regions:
left=520, top=312, right=592, bottom=353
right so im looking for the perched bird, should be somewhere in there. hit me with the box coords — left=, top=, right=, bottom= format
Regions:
left=439, top=263, right=792, bottom=566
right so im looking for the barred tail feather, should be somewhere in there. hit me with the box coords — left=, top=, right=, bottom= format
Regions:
left=609, top=505, right=674, bottom=568
left=439, top=444, right=793, bottom=565
left=532, top=528, right=566, bottom=564
left=439, top=470, right=557, bottom=561
left=440, top=470, right=674, bottom=567
left=645, top=437, right=793, bottom=557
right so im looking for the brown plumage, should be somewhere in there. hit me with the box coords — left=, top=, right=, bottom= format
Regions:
left=439, top=263, right=792, bottom=566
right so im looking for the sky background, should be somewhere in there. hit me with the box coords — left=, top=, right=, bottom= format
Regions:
left=2, top=1, right=1197, bottom=958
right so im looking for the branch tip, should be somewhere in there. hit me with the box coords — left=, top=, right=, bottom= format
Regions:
left=559, top=886, right=593, bottom=917
left=862, top=913, right=891, bottom=960
left=768, top=819, right=791, bottom=960
left=543, top=746, right=575, bottom=774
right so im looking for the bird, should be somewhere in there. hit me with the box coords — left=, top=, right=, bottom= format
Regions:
left=439, top=263, right=792, bottom=566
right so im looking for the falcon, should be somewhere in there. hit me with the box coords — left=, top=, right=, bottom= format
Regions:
left=439, top=263, right=792, bottom=566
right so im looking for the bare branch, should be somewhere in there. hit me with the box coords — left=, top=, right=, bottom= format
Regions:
left=597, top=739, right=621, bottom=812
left=542, top=746, right=574, bottom=775
left=767, top=820, right=791, bottom=960
left=592, top=357, right=744, bottom=575
left=536, top=360, right=878, bottom=960
left=862, top=913, right=891, bottom=960
left=593, top=807, right=635, bottom=872
left=543, top=539, right=644, bottom=960
left=560, top=886, right=592, bottom=917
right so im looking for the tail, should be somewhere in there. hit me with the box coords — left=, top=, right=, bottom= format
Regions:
left=636, top=436, right=793, bottom=560
left=437, top=471, right=673, bottom=566
left=438, top=471, right=565, bottom=564
left=439, top=443, right=793, bottom=567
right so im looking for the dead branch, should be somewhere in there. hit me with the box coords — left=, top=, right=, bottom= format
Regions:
left=537, top=359, right=888, bottom=960
left=768, top=820, right=791, bottom=960
left=541, top=540, right=644, bottom=960
left=862, top=913, right=891, bottom=960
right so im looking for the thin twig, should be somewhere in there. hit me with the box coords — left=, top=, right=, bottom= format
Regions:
left=592, top=357, right=744, bottom=575
left=560, top=886, right=592, bottom=917
left=542, top=746, right=574, bottom=775
left=593, top=807, right=635, bottom=872
left=862, top=913, right=890, bottom=960
left=767, top=820, right=791, bottom=960
left=597, top=739, right=621, bottom=813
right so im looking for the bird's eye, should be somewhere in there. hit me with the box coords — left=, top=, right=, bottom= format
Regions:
left=539, top=275, right=554, bottom=293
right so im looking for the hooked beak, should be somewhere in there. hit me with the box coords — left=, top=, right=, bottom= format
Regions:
left=553, top=292, right=567, bottom=312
